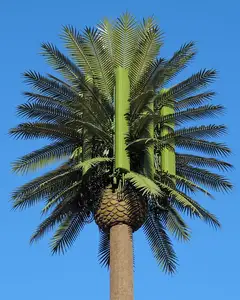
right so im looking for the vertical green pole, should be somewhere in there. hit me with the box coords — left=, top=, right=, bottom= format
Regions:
left=115, top=67, right=130, bottom=172
left=160, top=104, right=176, bottom=177
left=144, top=101, right=154, bottom=180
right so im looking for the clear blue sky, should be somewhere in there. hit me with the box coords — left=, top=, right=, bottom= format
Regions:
left=1, top=1, right=239, bottom=299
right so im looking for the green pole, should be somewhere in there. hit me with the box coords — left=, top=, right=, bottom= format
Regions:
left=115, top=67, right=130, bottom=172
left=160, top=94, right=176, bottom=177
left=144, top=101, right=154, bottom=180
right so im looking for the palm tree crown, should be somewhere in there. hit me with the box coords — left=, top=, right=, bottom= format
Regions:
left=10, top=13, right=232, bottom=274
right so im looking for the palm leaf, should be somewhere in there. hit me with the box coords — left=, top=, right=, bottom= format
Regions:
left=50, top=211, right=88, bottom=254
left=175, top=91, right=215, bottom=110
left=12, top=140, right=77, bottom=174
left=125, top=171, right=163, bottom=197
left=113, top=12, right=137, bottom=68
left=143, top=214, right=177, bottom=273
left=98, top=230, right=110, bottom=267
left=176, top=165, right=232, bottom=192
left=175, top=137, right=231, bottom=157
left=176, top=153, right=232, bottom=171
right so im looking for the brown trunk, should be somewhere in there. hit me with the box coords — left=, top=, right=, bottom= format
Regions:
left=110, top=224, right=133, bottom=300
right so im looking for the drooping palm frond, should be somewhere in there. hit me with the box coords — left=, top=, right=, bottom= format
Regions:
left=143, top=214, right=177, bottom=273
left=176, top=164, right=232, bottom=192
left=172, top=192, right=221, bottom=229
left=160, top=207, right=191, bottom=241
left=50, top=211, right=89, bottom=254
left=98, top=230, right=110, bottom=267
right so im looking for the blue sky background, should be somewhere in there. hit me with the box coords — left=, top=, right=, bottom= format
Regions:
left=1, top=0, right=239, bottom=299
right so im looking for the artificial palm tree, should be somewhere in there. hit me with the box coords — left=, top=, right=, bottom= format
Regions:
left=10, top=13, right=232, bottom=300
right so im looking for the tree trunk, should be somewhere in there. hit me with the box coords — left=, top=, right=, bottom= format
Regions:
left=110, top=224, right=133, bottom=300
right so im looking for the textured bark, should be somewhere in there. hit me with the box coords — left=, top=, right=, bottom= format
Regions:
left=110, top=224, right=133, bottom=300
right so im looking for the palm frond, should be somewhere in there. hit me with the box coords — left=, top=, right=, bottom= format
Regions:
left=175, top=137, right=231, bottom=157
left=130, top=90, right=155, bottom=120
left=176, top=153, right=232, bottom=171
left=10, top=122, right=80, bottom=141
left=61, top=25, right=93, bottom=75
left=50, top=211, right=88, bottom=254
left=176, top=165, right=232, bottom=192
left=156, top=69, right=217, bottom=106
left=143, top=214, right=177, bottom=273
left=12, top=140, right=77, bottom=174
left=23, top=71, right=76, bottom=101
left=16, top=102, right=76, bottom=123
left=157, top=105, right=224, bottom=126
left=162, top=124, right=227, bottom=141
left=161, top=208, right=191, bottom=241
left=83, top=27, right=114, bottom=99
left=30, top=199, right=72, bottom=243
left=98, top=230, right=110, bottom=267
left=172, top=193, right=221, bottom=228
left=130, top=17, right=162, bottom=92
left=175, top=92, right=215, bottom=110
left=113, top=12, right=137, bottom=68
left=125, top=171, right=163, bottom=197
left=150, top=42, right=196, bottom=89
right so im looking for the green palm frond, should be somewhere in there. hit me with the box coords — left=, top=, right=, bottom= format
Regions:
left=175, top=137, right=231, bottom=157
left=161, top=207, right=191, bottom=241
left=50, top=211, right=89, bottom=254
left=157, top=105, right=224, bottom=126
left=125, top=171, right=163, bottom=197
left=62, top=25, right=93, bottom=75
left=12, top=163, right=76, bottom=209
left=97, top=19, right=114, bottom=62
left=159, top=171, right=213, bottom=198
left=10, top=122, right=80, bottom=141
left=175, top=91, right=215, bottom=110
left=157, top=182, right=204, bottom=215
left=156, top=69, right=217, bottom=106
left=23, top=92, right=71, bottom=109
left=150, top=42, right=196, bottom=89
left=98, top=230, right=110, bottom=267
left=172, top=193, right=220, bottom=228
left=12, top=141, right=77, bottom=174
left=130, top=17, right=162, bottom=93
left=176, top=164, right=232, bottom=192
left=130, top=90, right=155, bottom=120
left=16, top=102, right=76, bottom=123
left=23, top=71, right=76, bottom=101
left=30, top=199, right=72, bottom=243
left=113, top=13, right=137, bottom=68
left=176, top=153, right=232, bottom=171
left=41, top=182, right=81, bottom=215
left=143, top=214, right=177, bottom=273
left=162, top=124, right=226, bottom=141
left=83, top=27, right=114, bottom=99
left=41, top=42, right=87, bottom=87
